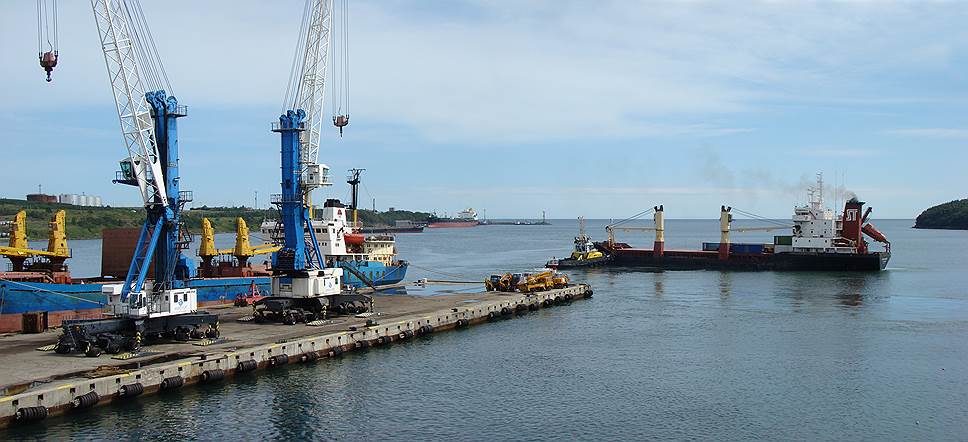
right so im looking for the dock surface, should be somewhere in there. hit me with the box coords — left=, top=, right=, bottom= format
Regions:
left=0, top=283, right=591, bottom=428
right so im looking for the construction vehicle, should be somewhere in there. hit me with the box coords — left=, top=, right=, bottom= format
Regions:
left=197, top=217, right=280, bottom=277
left=486, top=271, right=569, bottom=293
left=52, top=0, right=219, bottom=356
left=252, top=0, right=371, bottom=324
left=485, top=273, right=514, bottom=292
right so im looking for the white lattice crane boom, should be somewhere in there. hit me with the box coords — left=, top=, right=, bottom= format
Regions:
left=90, top=0, right=168, bottom=208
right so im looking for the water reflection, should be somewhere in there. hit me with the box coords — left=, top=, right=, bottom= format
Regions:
left=718, top=271, right=732, bottom=299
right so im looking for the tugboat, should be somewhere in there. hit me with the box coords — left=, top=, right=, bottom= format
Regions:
left=546, top=217, right=611, bottom=269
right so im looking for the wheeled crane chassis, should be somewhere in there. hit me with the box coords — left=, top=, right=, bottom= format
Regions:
left=55, top=312, right=220, bottom=357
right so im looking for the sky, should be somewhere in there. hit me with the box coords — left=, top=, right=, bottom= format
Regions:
left=1, top=0, right=967, bottom=219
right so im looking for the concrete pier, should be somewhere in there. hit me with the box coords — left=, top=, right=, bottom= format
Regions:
left=0, top=283, right=591, bottom=428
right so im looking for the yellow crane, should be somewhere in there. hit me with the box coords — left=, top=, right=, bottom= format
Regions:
left=0, top=210, right=71, bottom=271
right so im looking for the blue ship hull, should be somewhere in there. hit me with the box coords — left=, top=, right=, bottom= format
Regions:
left=0, top=261, right=408, bottom=331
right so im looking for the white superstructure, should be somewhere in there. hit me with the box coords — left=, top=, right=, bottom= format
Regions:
left=778, top=174, right=854, bottom=254
left=457, top=208, right=478, bottom=221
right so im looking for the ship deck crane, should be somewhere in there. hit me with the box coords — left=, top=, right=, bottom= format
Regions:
left=0, top=210, right=71, bottom=272
left=253, top=0, right=370, bottom=324
left=198, top=217, right=281, bottom=275
left=53, top=0, right=219, bottom=356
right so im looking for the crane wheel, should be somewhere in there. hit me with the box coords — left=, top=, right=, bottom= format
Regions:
left=105, top=342, right=122, bottom=355
left=84, top=346, right=103, bottom=358
left=54, top=343, right=72, bottom=354
left=174, top=328, right=190, bottom=341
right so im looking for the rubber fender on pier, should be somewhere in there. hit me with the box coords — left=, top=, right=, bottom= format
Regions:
left=119, top=383, right=144, bottom=398
left=377, top=335, right=391, bottom=345
left=529, top=303, right=539, bottom=311
left=501, top=307, right=513, bottom=316
left=487, top=311, right=500, bottom=321
left=418, top=325, right=434, bottom=335
left=300, top=351, right=320, bottom=363
left=202, top=369, right=225, bottom=383
left=269, top=354, right=290, bottom=367
left=398, top=330, right=414, bottom=340
left=160, top=376, right=184, bottom=391
left=15, top=406, right=47, bottom=422
left=564, top=293, right=574, bottom=302
left=237, top=359, right=258, bottom=373
left=542, top=299, right=553, bottom=307
left=515, top=304, right=528, bottom=315
left=355, top=340, right=371, bottom=349
left=455, top=318, right=469, bottom=328
left=71, top=391, right=100, bottom=409
left=328, top=346, right=344, bottom=357
left=584, top=289, right=593, bottom=298
left=553, top=296, right=563, bottom=305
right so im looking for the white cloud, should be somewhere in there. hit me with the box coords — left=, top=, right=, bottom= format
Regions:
left=3, top=1, right=968, bottom=144
left=886, top=128, right=968, bottom=139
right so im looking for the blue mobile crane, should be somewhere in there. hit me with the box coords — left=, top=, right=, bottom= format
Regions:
left=252, top=0, right=371, bottom=324
left=54, top=0, right=218, bottom=356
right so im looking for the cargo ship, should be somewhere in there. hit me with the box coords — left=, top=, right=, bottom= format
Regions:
left=589, top=177, right=891, bottom=271
left=426, top=208, right=480, bottom=228
left=261, top=199, right=409, bottom=288
left=0, top=199, right=408, bottom=333
left=359, top=220, right=425, bottom=234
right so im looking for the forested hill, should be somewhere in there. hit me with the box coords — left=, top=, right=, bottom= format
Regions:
left=914, top=199, right=968, bottom=230
left=0, top=199, right=432, bottom=240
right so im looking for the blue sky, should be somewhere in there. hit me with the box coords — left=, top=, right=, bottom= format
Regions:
left=1, top=1, right=967, bottom=219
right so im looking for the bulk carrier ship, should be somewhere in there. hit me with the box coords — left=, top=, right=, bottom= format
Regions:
left=426, top=208, right=480, bottom=228
left=553, top=176, right=891, bottom=272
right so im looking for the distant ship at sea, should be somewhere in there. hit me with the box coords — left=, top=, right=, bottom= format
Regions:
left=426, top=208, right=480, bottom=228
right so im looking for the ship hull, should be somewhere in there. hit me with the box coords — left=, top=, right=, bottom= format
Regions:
left=547, top=256, right=611, bottom=269
left=426, top=221, right=479, bottom=228
left=598, top=244, right=889, bottom=272
left=359, top=226, right=424, bottom=234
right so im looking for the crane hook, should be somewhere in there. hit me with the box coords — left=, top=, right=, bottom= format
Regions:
left=39, top=51, right=58, bottom=82
left=333, top=115, right=349, bottom=137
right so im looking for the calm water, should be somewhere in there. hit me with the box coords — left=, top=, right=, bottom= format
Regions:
left=6, top=219, right=968, bottom=441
